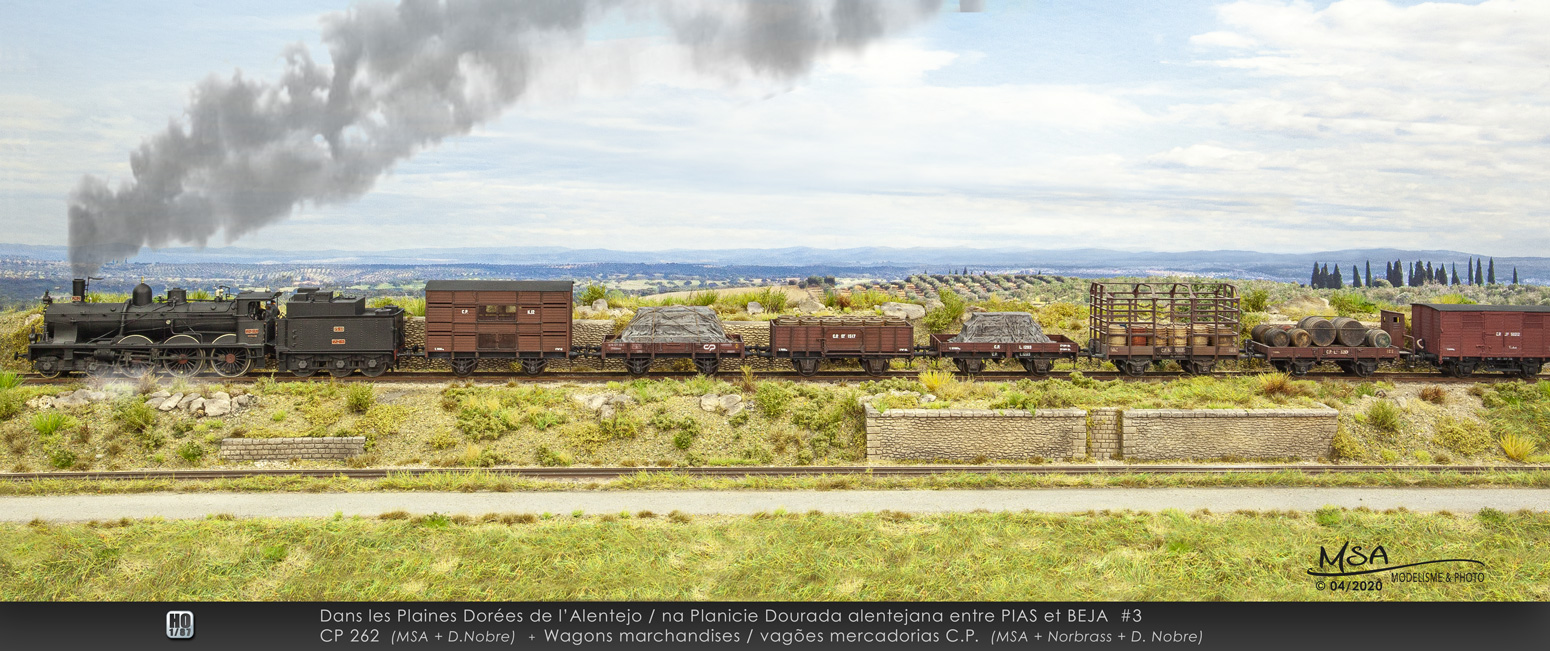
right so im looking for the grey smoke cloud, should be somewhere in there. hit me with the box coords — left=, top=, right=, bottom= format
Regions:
left=959, top=0, right=984, bottom=12
left=67, top=0, right=943, bottom=275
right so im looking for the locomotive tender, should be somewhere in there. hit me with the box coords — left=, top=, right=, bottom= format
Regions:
left=20, top=277, right=1550, bottom=379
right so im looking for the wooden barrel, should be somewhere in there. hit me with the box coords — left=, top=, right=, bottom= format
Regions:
left=1190, top=325, right=1210, bottom=347
left=1107, top=325, right=1126, bottom=347
left=1284, top=327, right=1312, bottom=348
left=1251, top=324, right=1276, bottom=343
left=1297, top=316, right=1336, bottom=346
left=1330, top=317, right=1366, bottom=346
left=1364, top=328, right=1392, bottom=348
left=1257, top=327, right=1290, bottom=347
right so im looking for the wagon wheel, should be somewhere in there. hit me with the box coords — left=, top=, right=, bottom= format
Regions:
left=359, top=356, right=389, bottom=378
left=1334, top=360, right=1356, bottom=375
left=520, top=359, right=548, bottom=376
left=791, top=358, right=820, bottom=377
left=209, top=334, right=253, bottom=377
left=1351, top=360, right=1378, bottom=378
left=861, top=358, right=889, bottom=377
left=1519, top=361, right=1542, bottom=379
left=625, top=358, right=652, bottom=376
left=1290, top=361, right=1314, bottom=376
left=1020, top=358, right=1052, bottom=376
left=113, top=335, right=156, bottom=378
left=34, top=356, right=63, bottom=379
left=1118, top=360, right=1148, bottom=377
left=1181, top=360, right=1215, bottom=375
left=953, top=358, right=984, bottom=375
left=1270, top=360, right=1293, bottom=374
left=161, top=334, right=204, bottom=378
left=450, top=358, right=478, bottom=377
left=693, top=358, right=720, bottom=376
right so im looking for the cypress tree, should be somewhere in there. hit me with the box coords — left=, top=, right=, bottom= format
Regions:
left=1467, top=258, right=1474, bottom=285
left=1394, top=259, right=1403, bottom=286
left=1513, top=267, right=1519, bottom=285
left=1310, top=262, right=1321, bottom=288
left=1436, top=265, right=1446, bottom=285
left=1451, top=263, right=1460, bottom=285
left=1332, top=264, right=1344, bottom=289
left=1423, top=262, right=1432, bottom=284
left=1365, top=261, right=1373, bottom=287
left=1476, top=260, right=1484, bottom=285
left=1488, top=258, right=1496, bottom=285
left=1352, top=265, right=1361, bottom=288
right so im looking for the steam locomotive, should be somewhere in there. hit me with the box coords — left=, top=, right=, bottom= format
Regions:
left=24, top=279, right=404, bottom=378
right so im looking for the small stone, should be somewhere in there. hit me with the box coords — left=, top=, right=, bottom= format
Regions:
left=700, top=394, right=721, bottom=412
left=204, top=398, right=231, bottom=417
left=921, top=394, right=937, bottom=403
left=210, top=391, right=231, bottom=402
left=598, top=404, right=616, bottom=419
left=746, top=301, right=764, bottom=315
left=606, top=393, right=635, bottom=406
left=144, top=398, right=161, bottom=407
left=148, top=391, right=171, bottom=399
left=880, top=302, right=926, bottom=320
left=86, top=391, right=108, bottom=402
left=233, top=394, right=251, bottom=407
left=190, top=397, right=205, bottom=413
left=724, top=403, right=745, bottom=417
left=592, top=299, right=609, bottom=312
left=718, top=394, right=743, bottom=411
left=177, top=394, right=199, bottom=409
left=159, top=393, right=185, bottom=411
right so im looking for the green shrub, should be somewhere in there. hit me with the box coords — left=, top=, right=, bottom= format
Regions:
left=427, top=429, right=458, bottom=450
left=578, top=284, right=607, bottom=305
left=1361, top=401, right=1402, bottom=433
left=1241, top=288, right=1270, bottom=313
left=754, top=382, right=793, bottom=418
left=1330, top=425, right=1364, bottom=461
left=345, top=384, right=375, bottom=413
left=672, top=430, right=695, bottom=450
left=0, top=371, right=23, bottom=391
left=1433, top=415, right=1492, bottom=456
left=176, top=442, right=205, bottom=464
left=923, top=290, right=966, bottom=333
left=1499, top=434, right=1539, bottom=462
left=459, top=444, right=505, bottom=468
left=534, top=445, right=572, bottom=467
left=31, top=412, right=75, bottom=438
left=113, top=399, right=157, bottom=433
left=0, top=392, right=22, bottom=421
left=456, top=398, right=517, bottom=441
left=46, top=447, right=76, bottom=470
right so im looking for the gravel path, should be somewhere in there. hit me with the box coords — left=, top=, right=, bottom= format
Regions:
left=3, top=488, right=1546, bottom=521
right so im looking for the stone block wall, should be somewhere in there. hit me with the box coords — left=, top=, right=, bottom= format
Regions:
left=1121, top=408, right=1339, bottom=461
left=1088, top=408, right=1122, bottom=460
left=865, top=406, right=1087, bottom=461
left=220, top=437, right=366, bottom=461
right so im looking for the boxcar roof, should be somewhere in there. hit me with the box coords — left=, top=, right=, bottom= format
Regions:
left=424, top=280, right=573, bottom=292
left=1414, top=303, right=1550, bottom=313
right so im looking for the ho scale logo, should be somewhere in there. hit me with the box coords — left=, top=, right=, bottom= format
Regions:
left=165, top=610, right=194, bottom=639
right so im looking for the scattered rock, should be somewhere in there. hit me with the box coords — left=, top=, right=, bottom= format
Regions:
left=746, top=301, right=764, bottom=315
left=921, top=394, right=937, bottom=404
left=1274, top=295, right=1331, bottom=315
left=203, top=398, right=232, bottom=418
left=574, top=394, right=610, bottom=412
left=592, top=299, right=609, bottom=312
left=189, top=397, right=206, bottom=414
left=233, top=394, right=252, bottom=407
left=598, top=404, right=616, bottom=419
left=86, top=391, right=107, bottom=402
left=158, top=393, right=184, bottom=412
left=607, top=394, right=635, bottom=406
left=177, top=394, right=199, bottom=409
left=925, top=298, right=945, bottom=311
left=699, top=394, right=721, bottom=412
left=880, top=302, right=926, bottom=320
left=210, top=391, right=230, bottom=402
left=725, top=402, right=745, bottom=417
left=148, top=391, right=171, bottom=400
left=718, top=394, right=743, bottom=411
left=144, top=398, right=161, bottom=407
left=794, top=297, right=825, bottom=314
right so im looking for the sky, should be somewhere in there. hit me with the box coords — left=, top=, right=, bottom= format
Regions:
left=1, top=0, right=1547, bottom=257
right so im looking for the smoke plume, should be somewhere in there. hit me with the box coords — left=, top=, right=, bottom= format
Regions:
left=68, top=0, right=942, bottom=275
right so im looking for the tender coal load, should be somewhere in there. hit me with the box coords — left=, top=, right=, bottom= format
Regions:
left=951, top=312, right=1053, bottom=343
left=1330, top=317, right=1368, bottom=346
left=1297, top=316, right=1337, bottom=346
left=617, top=306, right=732, bottom=343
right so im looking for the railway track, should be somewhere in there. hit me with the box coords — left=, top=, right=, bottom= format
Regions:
left=0, top=464, right=1530, bottom=483
left=13, top=369, right=1536, bottom=385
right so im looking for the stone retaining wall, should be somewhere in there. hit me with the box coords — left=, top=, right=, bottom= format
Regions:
left=220, top=437, right=366, bottom=461
left=1121, top=408, right=1339, bottom=460
left=865, top=406, right=1087, bottom=461
left=1088, top=408, right=1122, bottom=460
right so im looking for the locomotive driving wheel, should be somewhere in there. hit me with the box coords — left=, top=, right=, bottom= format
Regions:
left=209, top=334, right=253, bottom=377
left=327, top=360, right=354, bottom=379
left=161, top=334, right=204, bottom=378
left=34, top=356, right=63, bottom=379
left=693, top=358, right=720, bottom=376
left=114, top=335, right=156, bottom=378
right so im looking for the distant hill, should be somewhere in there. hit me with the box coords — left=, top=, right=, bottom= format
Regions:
left=2, top=243, right=1544, bottom=285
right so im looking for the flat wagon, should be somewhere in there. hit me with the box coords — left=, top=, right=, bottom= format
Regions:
left=769, top=315, right=913, bottom=376
left=1087, top=282, right=1240, bottom=376
left=600, top=306, right=744, bottom=376
left=1242, top=310, right=1406, bottom=377
left=423, top=280, right=573, bottom=376
left=1409, top=303, right=1550, bottom=377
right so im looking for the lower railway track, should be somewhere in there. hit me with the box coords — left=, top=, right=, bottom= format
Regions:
left=0, top=464, right=1531, bottom=483
left=14, top=370, right=1537, bottom=385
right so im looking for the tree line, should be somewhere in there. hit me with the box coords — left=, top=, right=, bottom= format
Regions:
left=1309, top=258, right=1518, bottom=289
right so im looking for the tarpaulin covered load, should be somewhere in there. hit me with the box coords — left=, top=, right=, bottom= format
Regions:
left=950, top=312, right=1052, bottom=343
left=616, top=306, right=733, bottom=343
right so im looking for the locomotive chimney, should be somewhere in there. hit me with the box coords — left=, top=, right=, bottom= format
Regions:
left=71, top=279, right=86, bottom=303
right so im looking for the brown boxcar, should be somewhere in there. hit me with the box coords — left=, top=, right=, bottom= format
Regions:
left=424, top=280, right=573, bottom=376
left=1087, top=282, right=1240, bottom=376
left=769, top=316, right=913, bottom=376
left=1410, top=303, right=1550, bottom=377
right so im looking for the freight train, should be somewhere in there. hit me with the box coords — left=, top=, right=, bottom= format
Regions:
left=19, top=278, right=1549, bottom=379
